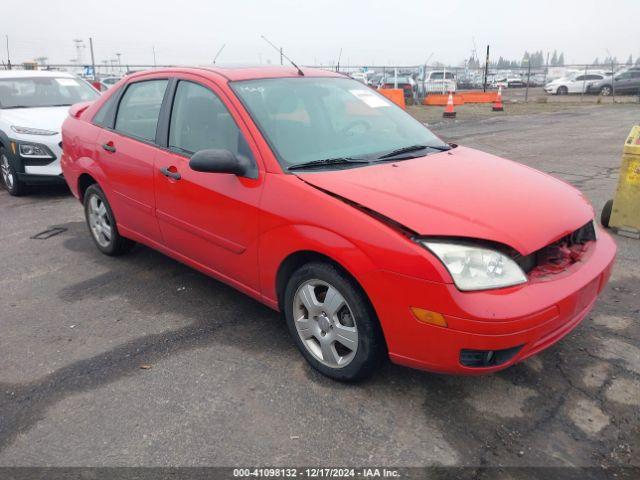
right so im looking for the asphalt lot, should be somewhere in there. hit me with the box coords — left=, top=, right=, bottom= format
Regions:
left=0, top=103, right=639, bottom=469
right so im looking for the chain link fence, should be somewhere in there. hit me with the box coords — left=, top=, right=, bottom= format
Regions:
left=2, top=60, right=639, bottom=103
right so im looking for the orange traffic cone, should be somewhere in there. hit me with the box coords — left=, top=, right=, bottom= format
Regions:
left=443, top=92, right=456, bottom=118
left=492, top=86, right=504, bottom=112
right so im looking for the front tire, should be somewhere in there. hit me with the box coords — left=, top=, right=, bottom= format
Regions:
left=284, top=262, right=386, bottom=381
left=83, top=184, right=135, bottom=255
left=1, top=147, right=25, bottom=196
left=600, top=85, right=612, bottom=96
left=557, top=86, right=568, bottom=95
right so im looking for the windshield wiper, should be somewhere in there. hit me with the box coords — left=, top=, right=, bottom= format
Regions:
left=377, top=144, right=451, bottom=160
left=2, top=105, right=31, bottom=109
left=288, top=157, right=369, bottom=171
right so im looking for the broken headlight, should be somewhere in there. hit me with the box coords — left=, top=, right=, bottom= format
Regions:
left=420, top=241, right=527, bottom=291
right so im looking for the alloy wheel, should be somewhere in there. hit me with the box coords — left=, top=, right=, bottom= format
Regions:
left=87, top=194, right=113, bottom=248
left=293, top=279, right=358, bottom=368
left=1, top=154, right=14, bottom=190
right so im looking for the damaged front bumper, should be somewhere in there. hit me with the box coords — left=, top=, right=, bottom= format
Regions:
left=360, top=228, right=617, bottom=375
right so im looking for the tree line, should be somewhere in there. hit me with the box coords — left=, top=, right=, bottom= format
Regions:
left=465, top=50, right=639, bottom=69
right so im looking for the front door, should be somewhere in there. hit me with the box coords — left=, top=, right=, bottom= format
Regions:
left=154, top=79, right=263, bottom=292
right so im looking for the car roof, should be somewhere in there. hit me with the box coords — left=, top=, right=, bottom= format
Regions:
left=0, top=69, right=75, bottom=79
left=127, top=65, right=344, bottom=82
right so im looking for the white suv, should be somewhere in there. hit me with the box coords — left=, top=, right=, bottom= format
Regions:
left=0, top=70, right=99, bottom=195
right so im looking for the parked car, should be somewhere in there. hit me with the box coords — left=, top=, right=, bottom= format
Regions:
left=61, top=66, right=616, bottom=381
left=0, top=70, right=100, bottom=196
left=380, top=75, right=417, bottom=100
left=586, top=68, right=640, bottom=96
left=544, top=72, right=608, bottom=95
left=422, top=70, right=456, bottom=94
left=493, top=77, right=526, bottom=88
left=100, top=76, right=123, bottom=88
left=90, top=80, right=109, bottom=92
left=349, top=72, right=368, bottom=84
left=525, top=73, right=547, bottom=88
left=367, top=72, right=381, bottom=86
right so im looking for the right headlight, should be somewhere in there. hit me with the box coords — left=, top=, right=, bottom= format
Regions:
left=420, top=241, right=527, bottom=291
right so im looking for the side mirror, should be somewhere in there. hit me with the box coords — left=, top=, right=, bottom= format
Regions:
left=189, top=149, right=250, bottom=177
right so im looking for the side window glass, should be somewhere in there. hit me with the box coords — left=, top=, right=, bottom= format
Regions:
left=115, top=80, right=168, bottom=141
left=168, top=81, right=255, bottom=165
left=92, top=89, right=120, bottom=127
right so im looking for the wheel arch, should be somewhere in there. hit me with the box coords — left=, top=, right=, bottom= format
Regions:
left=260, top=224, right=379, bottom=313
left=276, top=250, right=358, bottom=311
left=77, top=172, right=98, bottom=202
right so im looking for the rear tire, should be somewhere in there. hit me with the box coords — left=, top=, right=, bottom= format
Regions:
left=1, top=147, right=25, bottom=196
left=601, top=199, right=614, bottom=229
left=83, top=184, right=135, bottom=255
left=284, top=262, right=386, bottom=381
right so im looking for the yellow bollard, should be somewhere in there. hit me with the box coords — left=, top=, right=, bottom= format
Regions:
left=602, top=125, right=640, bottom=238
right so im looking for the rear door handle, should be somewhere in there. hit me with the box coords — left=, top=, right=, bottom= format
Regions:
left=102, top=142, right=116, bottom=153
left=160, top=166, right=181, bottom=181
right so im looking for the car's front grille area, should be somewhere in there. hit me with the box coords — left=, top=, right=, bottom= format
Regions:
left=513, top=221, right=597, bottom=276
left=23, top=156, right=57, bottom=166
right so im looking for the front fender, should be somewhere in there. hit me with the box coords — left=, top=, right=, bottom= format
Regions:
left=0, top=129, right=23, bottom=174
left=258, top=224, right=379, bottom=308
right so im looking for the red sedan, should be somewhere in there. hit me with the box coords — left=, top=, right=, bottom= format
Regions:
left=61, top=66, right=616, bottom=381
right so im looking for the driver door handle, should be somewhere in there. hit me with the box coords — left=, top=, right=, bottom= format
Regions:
left=160, top=166, right=181, bottom=181
left=102, top=142, right=116, bottom=153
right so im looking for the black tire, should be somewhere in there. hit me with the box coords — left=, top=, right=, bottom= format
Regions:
left=557, top=86, right=568, bottom=95
left=284, top=262, right=386, bottom=381
left=600, top=85, right=612, bottom=96
left=1, top=147, right=26, bottom=196
left=83, top=184, right=135, bottom=255
left=601, top=199, right=614, bottom=229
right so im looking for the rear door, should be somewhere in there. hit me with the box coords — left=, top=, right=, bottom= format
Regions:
left=153, top=77, right=264, bottom=292
left=97, top=78, right=169, bottom=243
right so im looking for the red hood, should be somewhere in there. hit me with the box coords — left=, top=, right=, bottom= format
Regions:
left=296, top=146, right=593, bottom=255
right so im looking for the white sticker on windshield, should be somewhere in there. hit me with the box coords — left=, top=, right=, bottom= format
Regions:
left=349, top=89, right=390, bottom=108
left=56, top=78, right=79, bottom=87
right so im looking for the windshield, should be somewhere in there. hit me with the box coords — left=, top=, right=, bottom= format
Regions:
left=231, top=77, right=447, bottom=169
left=0, top=76, right=99, bottom=108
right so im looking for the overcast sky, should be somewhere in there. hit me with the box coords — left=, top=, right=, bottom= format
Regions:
left=2, top=0, right=639, bottom=67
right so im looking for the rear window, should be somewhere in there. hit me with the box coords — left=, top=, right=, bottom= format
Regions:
left=114, top=80, right=168, bottom=141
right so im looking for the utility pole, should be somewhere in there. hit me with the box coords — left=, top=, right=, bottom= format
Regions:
left=89, top=38, right=96, bottom=79
left=483, top=45, right=490, bottom=92
left=280, top=47, right=283, bottom=66
left=152, top=46, right=157, bottom=67
left=5, top=35, right=11, bottom=70
left=524, top=58, right=531, bottom=102
left=116, top=52, right=122, bottom=73
left=544, top=52, right=550, bottom=84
